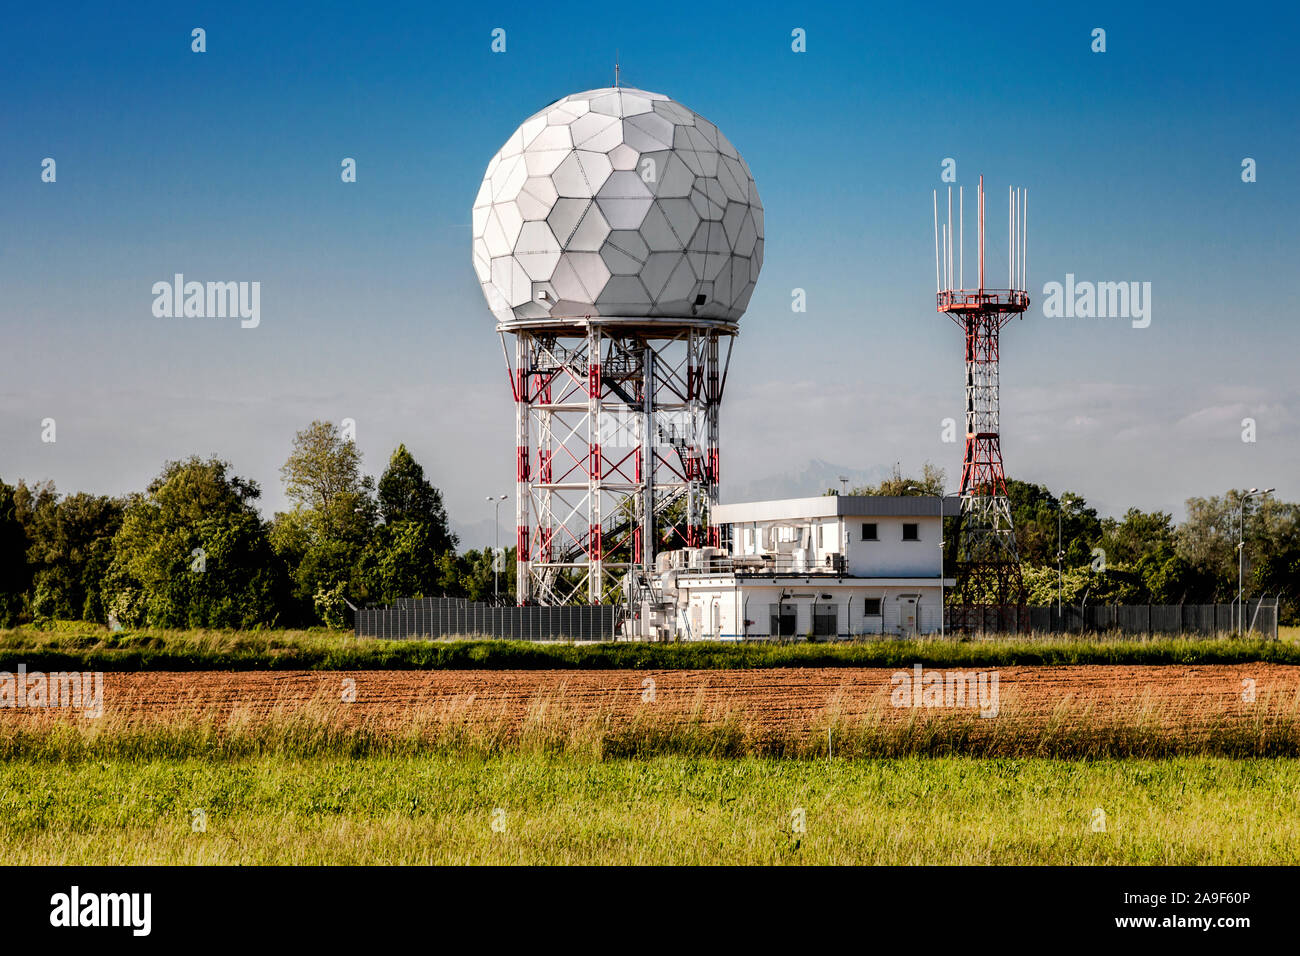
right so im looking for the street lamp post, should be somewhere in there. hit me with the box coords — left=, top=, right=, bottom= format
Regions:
left=487, top=494, right=508, bottom=602
left=1056, top=499, right=1065, bottom=620
left=1238, top=487, right=1274, bottom=635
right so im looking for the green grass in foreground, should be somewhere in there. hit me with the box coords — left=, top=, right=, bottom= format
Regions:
left=1, top=624, right=1296, bottom=671
left=2, top=754, right=1295, bottom=864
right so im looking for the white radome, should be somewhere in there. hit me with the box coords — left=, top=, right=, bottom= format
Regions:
left=472, top=87, right=763, bottom=326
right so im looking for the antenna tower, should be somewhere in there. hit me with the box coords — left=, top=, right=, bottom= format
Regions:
left=933, top=175, right=1030, bottom=632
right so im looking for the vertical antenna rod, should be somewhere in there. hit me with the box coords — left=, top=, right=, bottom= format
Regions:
left=933, top=190, right=940, bottom=293
left=1022, top=190, right=1028, bottom=292
left=947, top=187, right=953, bottom=291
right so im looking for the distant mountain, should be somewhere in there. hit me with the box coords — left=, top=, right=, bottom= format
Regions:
left=722, top=459, right=894, bottom=503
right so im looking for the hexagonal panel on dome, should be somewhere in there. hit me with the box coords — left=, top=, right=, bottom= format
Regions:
left=472, top=86, right=762, bottom=325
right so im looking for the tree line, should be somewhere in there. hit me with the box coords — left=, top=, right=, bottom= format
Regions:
left=0, top=421, right=515, bottom=629
left=831, top=463, right=1300, bottom=622
left=3, top=444, right=1296, bottom=629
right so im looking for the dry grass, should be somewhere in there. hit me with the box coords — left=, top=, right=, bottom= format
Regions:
left=3, top=676, right=1299, bottom=760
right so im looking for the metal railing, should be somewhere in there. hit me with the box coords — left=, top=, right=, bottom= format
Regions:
left=675, top=552, right=849, bottom=576
left=936, top=289, right=1031, bottom=312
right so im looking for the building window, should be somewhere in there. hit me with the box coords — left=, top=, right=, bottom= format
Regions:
left=863, top=598, right=882, bottom=615
left=902, top=523, right=919, bottom=541
left=861, top=522, right=878, bottom=541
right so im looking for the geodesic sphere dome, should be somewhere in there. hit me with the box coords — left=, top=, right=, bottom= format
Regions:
left=472, top=87, right=763, bottom=326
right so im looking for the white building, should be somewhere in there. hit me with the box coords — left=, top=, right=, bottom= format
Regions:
left=626, top=495, right=960, bottom=640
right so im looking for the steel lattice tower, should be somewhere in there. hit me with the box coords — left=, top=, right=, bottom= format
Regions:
left=934, top=176, right=1029, bottom=631
left=507, top=318, right=730, bottom=605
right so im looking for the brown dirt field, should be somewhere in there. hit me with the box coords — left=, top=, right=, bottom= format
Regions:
left=4, top=665, right=1298, bottom=733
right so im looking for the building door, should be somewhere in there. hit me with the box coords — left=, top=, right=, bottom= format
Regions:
left=813, top=605, right=837, bottom=637
left=770, top=603, right=797, bottom=637
left=899, top=596, right=917, bottom=635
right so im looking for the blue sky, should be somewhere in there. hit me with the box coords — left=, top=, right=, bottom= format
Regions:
left=3, top=1, right=1297, bottom=547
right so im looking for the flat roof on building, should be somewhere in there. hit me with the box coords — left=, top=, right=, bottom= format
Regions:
left=712, top=495, right=962, bottom=524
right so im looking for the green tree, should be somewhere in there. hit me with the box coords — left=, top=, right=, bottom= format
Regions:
left=355, top=521, right=457, bottom=603
left=355, top=443, right=462, bottom=604
left=281, top=421, right=370, bottom=515
left=454, top=547, right=517, bottom=602
left=273, top=421, right=378, bottom=622
left=1254, top=545, right=1300, bottom=624
left=1098, top=508, right=1176, bottom=566
left=832, top=462, right=947, bottom=497
left=14, top=483, right=124, bottom=623
left=1024, top=563, right=1147, bottom=607
left=376, top=444, right=456, bottom=550
left=0, top=480, right=30, bottom=626
left=1142, top=553, right=1203, bottom=604
left=102, top=458, right=288, bottom=628
left=1090, top=507, right=1196, bottom=603
left=1006, top=480, right=1102, bottom=568
left=1245, top=498, right=1300, bottom=623
left=1173, top=491, right=1281, bottom=603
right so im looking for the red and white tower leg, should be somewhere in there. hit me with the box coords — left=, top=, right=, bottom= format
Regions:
left=505, top=319, right=731, bottom=606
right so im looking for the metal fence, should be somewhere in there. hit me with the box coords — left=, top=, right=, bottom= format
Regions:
left=353, top=596, right=620, bottom=641
left=355, top=596, right=1279, bottom=641
left=1022, top=599, right=1279, bottom=638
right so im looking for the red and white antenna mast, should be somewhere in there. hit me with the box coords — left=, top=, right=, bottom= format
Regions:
left=932, top=175, right=1030, bottom=632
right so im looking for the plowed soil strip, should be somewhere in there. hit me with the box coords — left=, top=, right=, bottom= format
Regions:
left=4, top=665, right=1297, bottom=731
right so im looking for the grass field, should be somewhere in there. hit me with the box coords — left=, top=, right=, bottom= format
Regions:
left=3, top=753, right=1296, bottom=864
left=4, top=624, right=1295, bottom=865
left=1, top=624, right=1296, bottom=671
